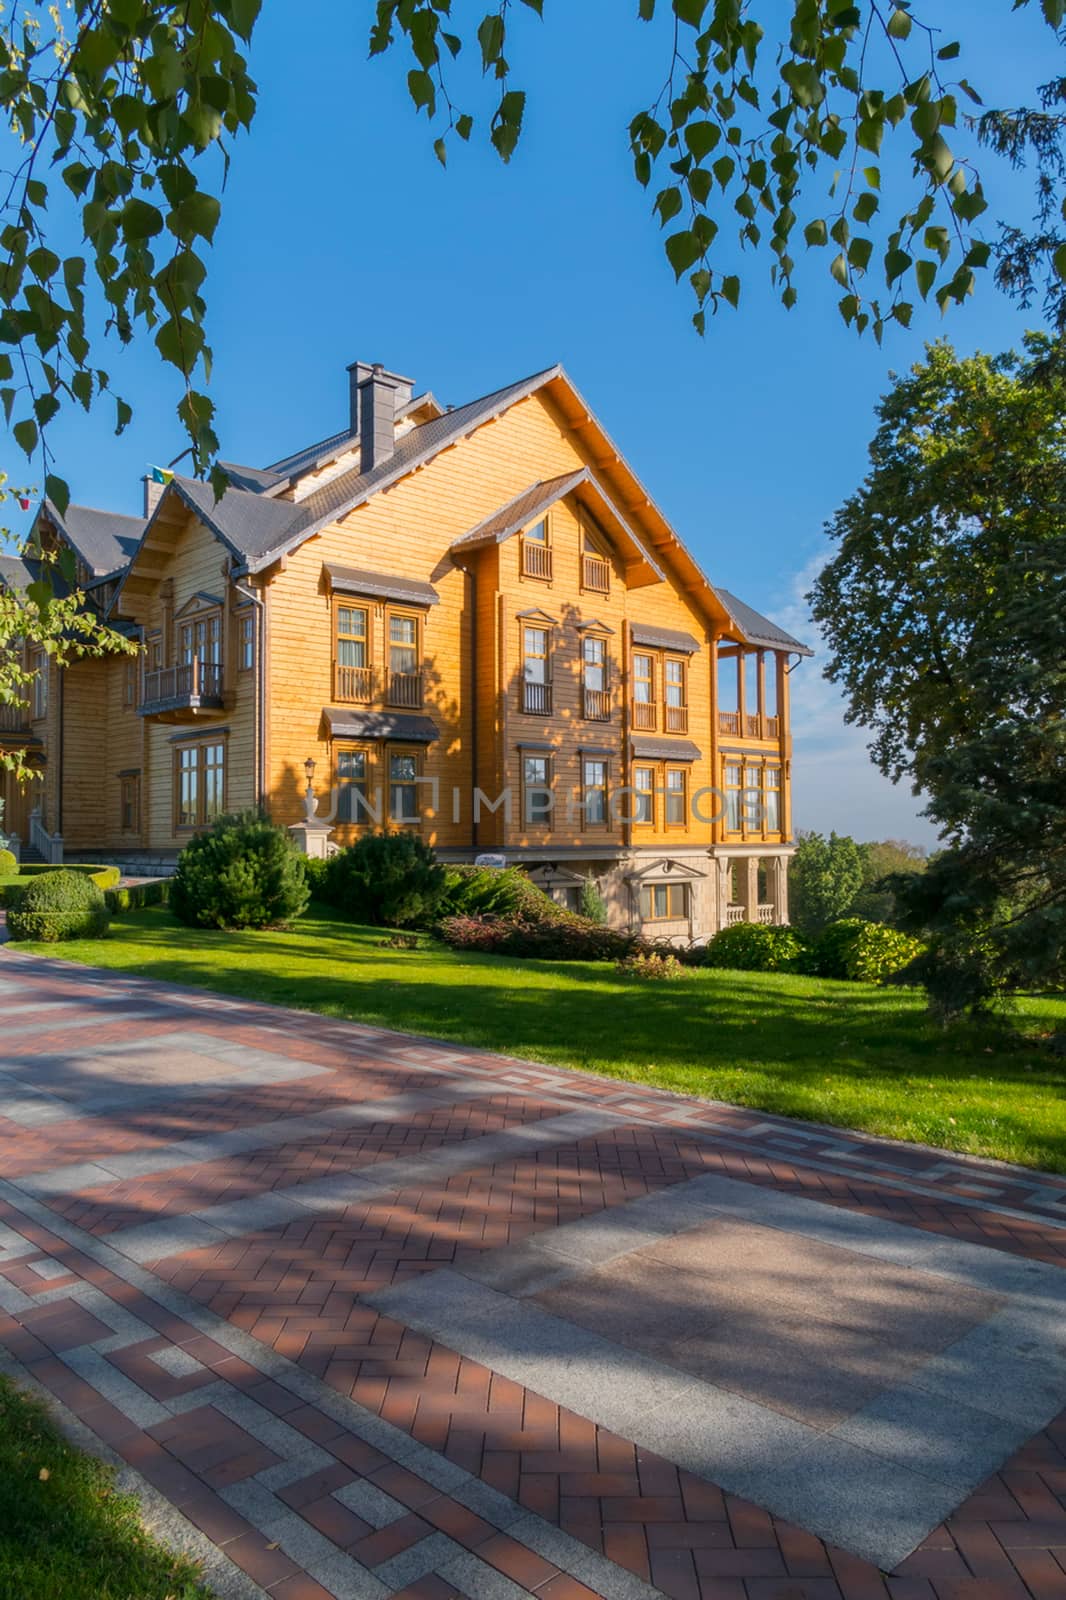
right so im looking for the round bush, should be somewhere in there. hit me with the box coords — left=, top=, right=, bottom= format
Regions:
left=0, top=848, right=16, bottom=876
left=323, top=832, right=445, bottom=927
left=702, top=920, right=804, bottom=972
left=170, top=811, right=310, bottom=930
left=805, top=918, right=924, bottom=983
left=617, top=951, right=686, bottom=981
left=7, top=869, right=110, bottom=942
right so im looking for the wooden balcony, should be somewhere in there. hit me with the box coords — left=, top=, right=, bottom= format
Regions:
left=632, top=700, right=657, bottom=731
left=386, top=670, right=423, bottom=709
left=583, top=687, right=611, bottom=721
left=334, top=663, right=374, bottom=704
left=521, top=680, right=552, bottom=715
left=0, top=702, right=30, bottom=736
left=521, top=540, right=553, bottom=581
left=582, top=554, right=610, bottom=594
left=745, top=713, right=762, bottom=738
left=718, top=711, right=741, bottom=736
left=665, top=704, right=688, bottom=733
left=140, top=661, right=224, bottom=721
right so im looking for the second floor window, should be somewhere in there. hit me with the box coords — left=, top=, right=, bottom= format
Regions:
left=239, top=612, right=255, bottom=671
left=583, top=637, right=609, bottom=719
left=665, top=767, right=686, bottom=826
left=764, top=765, right=781, bottom=831
left=521, top=517, right=552, bottom=580
left=335, top=605, right=370, bottom=701
left=388, top=615, right=421, bottom=707
left=522, top=626, right=551, bottom=714
left=181, top=613, right=221, bottom=667
left=664, top=658, right=687, bottom=730
left=124, top=659, right=137, bottom=707
left=725, top=762, right=742, bottom=832
left=633, top=653, right=654, bottom=716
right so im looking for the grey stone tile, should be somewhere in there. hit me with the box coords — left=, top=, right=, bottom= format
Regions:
left=749, top=1432, right=966, bottom=1570
left=191, top=1191, right=310, bottom=1237
left=147, top=1345, right=206, bottom=1378
left=304, top=1551, right=389, bottom=1600
left=20, top=1163, right=118, bottom=1196
left=435, top=1550, right=537, bottom=1600
left=835, top=1382, right=1035, bottom=1485
left=373, top=1532, right=463, bottom=1588
left=334, top=1478, right=406, bottom=1528
left=908, top=1329, right=1066, bottom=1430
left=108, top=1216, right=230, bottom=1264
left=62, top=1348, right=171, bottom=1428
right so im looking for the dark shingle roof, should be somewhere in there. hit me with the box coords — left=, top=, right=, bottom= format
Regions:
left=46, top=502, right=146, bottom=577
left=324, top=708, right=439, bottom=744
left=631, top=737, right=702, bottom=762
left=147, top=367, right=562, bottom=575
left=0, top=553, right=39, bottom=592
left=220, top=461, right=286, bottom=495
left=325, top=564, right=439, bottom=607
left=451, top=471, right=586, bottom=551
left=631, top=622, right=702, bottom=655
left=714, top=588, right=813, bottom=656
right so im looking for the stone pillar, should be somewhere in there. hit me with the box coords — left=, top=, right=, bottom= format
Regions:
left=773, top=856, right=790, bottom=925
left=716, top=858, right=732, bottom=930
left=742, top=856, right=760, bottom=920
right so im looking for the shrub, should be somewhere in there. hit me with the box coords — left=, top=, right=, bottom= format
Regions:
left=324, top=832, right=445, bottom=927
left=801, top=917, right=925, bottom=982
left=702, top=920, right=804, bottom=972
left=579, top=876, right=608, bottom=925
left=616, top=951, right=687, bottom=981
left=435, top=864, right=571, bottom=926
left=0, top=848, right=15, bottom=876
left=7, top=869, right=110, bottom=942
left=104, top=879, right=171, bottom=914
left=302, top=856, right=331, bottom=898
left=171, top=811, right=309, bottom=930
left=439, top=913, right=639, bottom=962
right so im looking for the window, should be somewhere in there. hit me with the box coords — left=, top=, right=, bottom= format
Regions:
left=633, top=765, right=655, bottom=826
left=639, top=882, right=689, bottom=921
left=664, top=658, right=687, bottom=730
left=521, top=517, right=552, bottom=579
left=522, top=626, right=551, bottom=714
left=32, top=652, right=48, bottom=719
left=582, top=758, right=608, bottom=826
left=180, top=612, right=221, bottom=666
left=238, top=612, right=255, bottom=672
left=335, top=604, right=370, bottom=700
left=387, top=614, right=420, bottom=706
left=522, top=754, right=551, bottom=824
left=389, top=750, right=420, bottom=822
left=336, top=747, right=370, bottom=822
left=147, top=633, right=163, bottom=673
left=764, top=765, right=781, bottom=831
left=633, top=653, right=654, bottom=703
left=581, top=523, right=611, bottom=593
left=665, top=767, right=687, bottom=827
left=124, top=658, right=137, bottom=707
left=559, top=885, right=583, bottom=914
left=582, top=636, right=609, bottom=719
left=176, top=740, right=225, bottom=828
left=725, top=762, right=742, bottom=832
left=120, top=774, right=140, bottom=833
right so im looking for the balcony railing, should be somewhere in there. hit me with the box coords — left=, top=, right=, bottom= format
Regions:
left=665, top=704, right=688, bottom=733
left=0, top=702, right=29, bottom=733
left=717, top=710, right=781, bottom=739
left=718, top=710, right=741, bottom=736
left=521, top=540, right=553, bottom=580
left=745, top=713, right=763, bottom=738
left=386, top=670, right=423, bottom=708
left=140, top=660, right=224, bottom=715
left=334, top=663, right=374, bottom=704
left=582, top=554, right=610, bottom=594
left=583, top=687, right=611, bottom=721
left=632, top=700, right=657, bottom=731
left=725, top=905, right=746, bottom=926
left=757, top=903, right=775, bottom=925
left=521, top=680, right=552, bottom=715
left=764, top=714, right=780, bottom=738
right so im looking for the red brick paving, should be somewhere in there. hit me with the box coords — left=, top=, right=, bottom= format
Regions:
left=1, top=955, right=1065, bottom=1599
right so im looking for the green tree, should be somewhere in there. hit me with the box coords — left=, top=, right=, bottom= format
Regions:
left=790, top=830, right=866, bottom=935
left=850, top=838, right=928, bottom=923
left=809, top=334, right=1066, bottom=1013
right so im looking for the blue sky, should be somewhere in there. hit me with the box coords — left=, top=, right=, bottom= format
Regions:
left=9, top=1, right=1057, bottom=847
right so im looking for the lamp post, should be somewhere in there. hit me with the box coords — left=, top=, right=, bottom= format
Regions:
left=303, top=756, right=317, bottom=822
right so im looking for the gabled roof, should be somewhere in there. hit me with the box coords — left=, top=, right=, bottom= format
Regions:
left=714, top=587, right=813, bottom=656
left=220, top=461, right=287, bottom=495
left=451, top=471, right=586, bottom=550
left=43, top=501, right=146, bottom=578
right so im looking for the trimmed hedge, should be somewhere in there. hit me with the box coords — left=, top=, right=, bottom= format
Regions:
left=7, top=869, right=110, bottom=942
left=803, top=917, right=925, bottom=983
left=104, top=879, right=171, bottom=914
left=0, top=863, right=120, bottom=908
left=0, top=848, right=15, bottom=876
left=701, top=921, right=804, bottom=972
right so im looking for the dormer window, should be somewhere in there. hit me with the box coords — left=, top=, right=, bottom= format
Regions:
left=581, top=522, right=611, bottom=595
left=520, top=518, right=552, bottom=581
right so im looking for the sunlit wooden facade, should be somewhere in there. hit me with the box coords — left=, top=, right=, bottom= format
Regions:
left=1, top=360, right=811, bottom=941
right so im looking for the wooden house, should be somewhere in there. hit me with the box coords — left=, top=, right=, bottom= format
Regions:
left=0, top=360, right=812, bottom=942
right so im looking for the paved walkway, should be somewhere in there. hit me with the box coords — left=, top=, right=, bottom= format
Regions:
left=1, top=954, right=1065, bottom=1600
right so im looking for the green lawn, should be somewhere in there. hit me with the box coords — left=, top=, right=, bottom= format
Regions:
left=19, top=904, right=1066, bottom=1172
left=0, top=1376, right=211, bottom=1600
